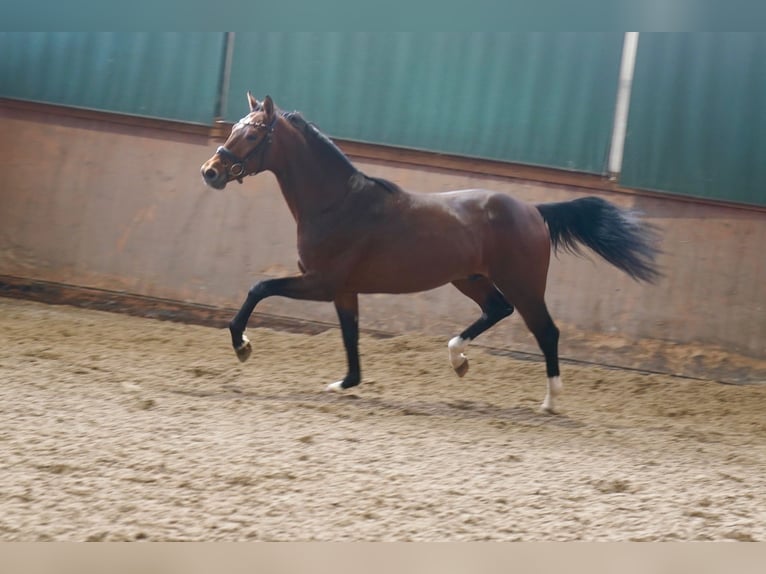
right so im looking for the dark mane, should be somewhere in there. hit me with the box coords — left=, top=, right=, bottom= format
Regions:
left=366, top=176, right=401, bottom=194
left=284, top=111, right=355, bottom=171
left=284, top=111, right=398, bottom=193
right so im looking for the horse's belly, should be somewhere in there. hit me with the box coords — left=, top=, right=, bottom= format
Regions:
left=346, top=240, right=483, bottom=294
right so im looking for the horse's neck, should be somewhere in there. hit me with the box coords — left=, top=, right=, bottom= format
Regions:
left=271, top=134, right=356, bottom=224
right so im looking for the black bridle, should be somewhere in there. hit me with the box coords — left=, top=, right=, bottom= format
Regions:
left=216, top=113, right=278, bottom=183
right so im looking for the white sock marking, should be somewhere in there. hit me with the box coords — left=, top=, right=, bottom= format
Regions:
left=448, top=336, right=470, bottom=370
left=325, top=381, right=344, bottom=392
left=541, top=376, right=563, bottom=413
left=236, top=333, right=250, bottom=350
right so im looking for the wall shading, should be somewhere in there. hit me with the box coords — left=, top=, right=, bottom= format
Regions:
left=621, top=33, right=766, bottom=206
left=226, top=33, right=624, bottom=174
left=0, top=32, right=224, bottom=124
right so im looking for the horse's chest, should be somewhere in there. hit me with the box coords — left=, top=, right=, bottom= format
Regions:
left=295, top=198, right=388, bottom=271
left=295, top=227, right=356, bottom=270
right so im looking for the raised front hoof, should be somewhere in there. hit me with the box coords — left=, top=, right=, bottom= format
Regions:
left=234, top=335, right=252, bottom=363
left=453, top=359, right=469, bottom=378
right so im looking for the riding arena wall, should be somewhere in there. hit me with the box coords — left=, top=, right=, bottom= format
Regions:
left=1, top=101, right=764, bottom=383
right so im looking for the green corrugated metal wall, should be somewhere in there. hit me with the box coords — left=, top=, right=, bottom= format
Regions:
left=3, top=32, right=765, bottom=206
left=0, top=32, right=223, bottom=124
left=621, top=33, right=766, bottom=206
left=226, top=32, right=623, bottom=174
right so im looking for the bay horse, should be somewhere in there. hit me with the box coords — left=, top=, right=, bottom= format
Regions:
left=201, top=93, right=661, bottom=414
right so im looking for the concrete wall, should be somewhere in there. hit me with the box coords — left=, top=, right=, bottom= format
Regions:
left=1, top=105, right=764, bottom=381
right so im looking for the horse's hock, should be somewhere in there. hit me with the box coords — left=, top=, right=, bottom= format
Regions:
left=0, top=102, right=765, bottom=383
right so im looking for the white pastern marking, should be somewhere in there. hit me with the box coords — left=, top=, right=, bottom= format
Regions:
left=448, top=336, right=470, bottom=369
left=325, top=381, right=344, bottom=392
left=541, top=376, right=563, bottom=414
left=236, top=333, right=250, bottom=351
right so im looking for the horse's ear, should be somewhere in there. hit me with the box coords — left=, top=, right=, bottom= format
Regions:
left=247, top=91, right=260, bottom=112
left=263, top=95, right=275, bottom=118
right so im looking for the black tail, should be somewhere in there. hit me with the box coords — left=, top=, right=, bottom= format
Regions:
left=536, top=196, right=662, bottom=283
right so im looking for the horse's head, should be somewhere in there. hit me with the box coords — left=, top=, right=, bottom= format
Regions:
left=201, top=92, right=278, bottom=189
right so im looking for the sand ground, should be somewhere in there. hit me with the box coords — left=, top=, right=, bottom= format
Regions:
left=0, top=297, right=764, bottom=541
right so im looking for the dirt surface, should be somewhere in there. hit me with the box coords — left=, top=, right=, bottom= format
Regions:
left=1, top=297, right=764, bottom=541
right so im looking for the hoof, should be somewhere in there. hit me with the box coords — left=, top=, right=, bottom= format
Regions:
left=234, top=335, right=252, bottom=363
left=540, top=402, right=559, bottom=415
left=540, top=377, right=562, bottom=415
left=454, top=359, right=469, bottom=378
left=324, top=381, right=344, bottom=392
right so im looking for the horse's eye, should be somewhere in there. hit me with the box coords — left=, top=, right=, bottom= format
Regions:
left=245, top=134, right=258, bottom=141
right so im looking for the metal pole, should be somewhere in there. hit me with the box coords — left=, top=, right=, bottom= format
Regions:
left=215, top=32, right=236, bottom=121
left=608, top=32, right=639, bottom=180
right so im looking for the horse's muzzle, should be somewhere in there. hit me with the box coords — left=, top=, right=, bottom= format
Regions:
left=200, top=160, right=227, bottom=189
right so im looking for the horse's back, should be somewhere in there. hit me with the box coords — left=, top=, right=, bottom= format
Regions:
left=423, top=188, right=546, bottom=234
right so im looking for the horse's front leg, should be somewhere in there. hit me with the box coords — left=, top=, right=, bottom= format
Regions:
left=325, top=293, right=360, bottom=392
left=229, top=275, right=334, bottom=362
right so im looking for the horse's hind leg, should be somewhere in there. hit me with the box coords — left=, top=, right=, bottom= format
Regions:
left=518, top=299, right=561, bottom=414
left=486, top=205, right=562, bottom=413
left=496, top=287, right=562, bottom=414
left=448, top=276, right=514, bottom=377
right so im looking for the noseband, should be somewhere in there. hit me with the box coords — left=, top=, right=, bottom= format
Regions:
left=216, top=114, right=278, bottom=183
